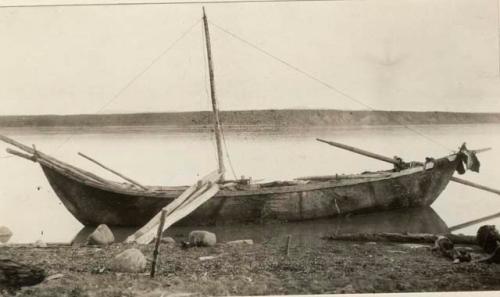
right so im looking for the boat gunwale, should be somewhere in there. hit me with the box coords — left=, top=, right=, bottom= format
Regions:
left=38, top=153, right=459, bottom=198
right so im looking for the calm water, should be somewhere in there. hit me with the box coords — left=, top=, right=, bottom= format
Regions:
left=1, top=124, right=500, bottom=243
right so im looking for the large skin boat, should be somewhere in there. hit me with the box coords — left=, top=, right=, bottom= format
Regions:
left=0, top=133, right=473, bottom=227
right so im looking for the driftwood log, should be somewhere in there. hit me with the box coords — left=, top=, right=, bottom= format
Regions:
left=0, top=259, right=46, bottom=291
left=322, top=232, right=477, bottom=245
left=324, top=226, right=500, bottom=264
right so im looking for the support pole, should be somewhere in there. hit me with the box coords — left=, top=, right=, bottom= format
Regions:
left=150, top=209, right=167, bottom=278
left=78, top=152, right=148, bottom=190
left=286, top=235, right=292, bottom=257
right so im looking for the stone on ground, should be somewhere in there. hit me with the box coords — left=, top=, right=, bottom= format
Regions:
left=161, top=236, right=176, bottom=245
left=0, top=226, right=13, bottom=243
left=188, top=231, right=216, bottom=247
left=109, top=248, right=146, bottom=273
left=87, top=224, right=114, bottom=246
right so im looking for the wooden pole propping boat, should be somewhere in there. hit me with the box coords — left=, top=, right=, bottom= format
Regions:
left=78, top=152, right=148, bottom=190
left=150, top=209, right=167, bottom=278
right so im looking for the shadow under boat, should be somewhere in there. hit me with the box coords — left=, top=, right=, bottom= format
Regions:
left=72, top=206, right=448, bottom=245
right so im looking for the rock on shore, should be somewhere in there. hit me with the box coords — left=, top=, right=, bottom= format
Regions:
left=189, top=231, right=216, bottom=247
left=87, top=224, right=115, bottom=246
left=109, top=248, right=147, bottom=273
left=0, top=226, right=13, bottom=243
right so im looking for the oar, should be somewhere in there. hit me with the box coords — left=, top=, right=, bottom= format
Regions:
left=316, top=138, right=500, bottom=196
left=316, top=138, right=398, bottom=165
left=449, top=211, right=500, bottom=232
left=78, top=152, right=147, bottom=190
left=450, top=176, right=500, bottom=196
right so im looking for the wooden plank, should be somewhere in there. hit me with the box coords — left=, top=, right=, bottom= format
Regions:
left=125, top=170, right=221, bottom=244
left=78, top=152, right=147, bottom=190
left=127, top=182, right=211, bottom=244
left=134, top=183, right=220, bottom=244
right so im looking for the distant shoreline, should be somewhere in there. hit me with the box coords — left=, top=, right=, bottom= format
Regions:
left=1, top=109, right=500, bottom=128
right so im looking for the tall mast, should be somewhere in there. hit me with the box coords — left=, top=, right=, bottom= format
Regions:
left=202, top=7, right=225, bottom=179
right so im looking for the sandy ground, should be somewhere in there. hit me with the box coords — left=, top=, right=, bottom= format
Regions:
left=1, top=236, right=500, bottom=297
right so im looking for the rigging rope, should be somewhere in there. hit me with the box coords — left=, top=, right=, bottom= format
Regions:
left=221, top=126, right=238, bottom=179
left=0, top=0, right=361, bottom=9
left=51, top=18, right=202, bottom=153
left=208, top=20, right=454, bottom=152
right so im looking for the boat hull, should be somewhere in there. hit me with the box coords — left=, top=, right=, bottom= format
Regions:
left=41, top=155, right=459, bottom=227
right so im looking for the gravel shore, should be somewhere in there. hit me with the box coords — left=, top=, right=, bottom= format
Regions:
left=2, top=236, right=500, bottom=296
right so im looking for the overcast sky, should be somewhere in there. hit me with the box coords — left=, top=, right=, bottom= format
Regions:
left=0, top=0, right=499, bottom=115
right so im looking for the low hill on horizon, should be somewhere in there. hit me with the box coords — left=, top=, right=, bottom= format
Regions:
left=1, top=109, right=500, bottom=128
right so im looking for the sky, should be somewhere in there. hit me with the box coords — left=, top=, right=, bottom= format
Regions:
left=0, top=0, right=499, bottom=115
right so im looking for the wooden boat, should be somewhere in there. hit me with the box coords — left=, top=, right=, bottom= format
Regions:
left=1, top=134, right=465, bottom=227
left=0, top=9, right=485, bottom=227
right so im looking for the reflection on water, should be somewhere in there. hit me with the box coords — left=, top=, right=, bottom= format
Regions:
left=72, top=207, right=448, bottom=245
left=1, top=124, right=500, bottom=243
